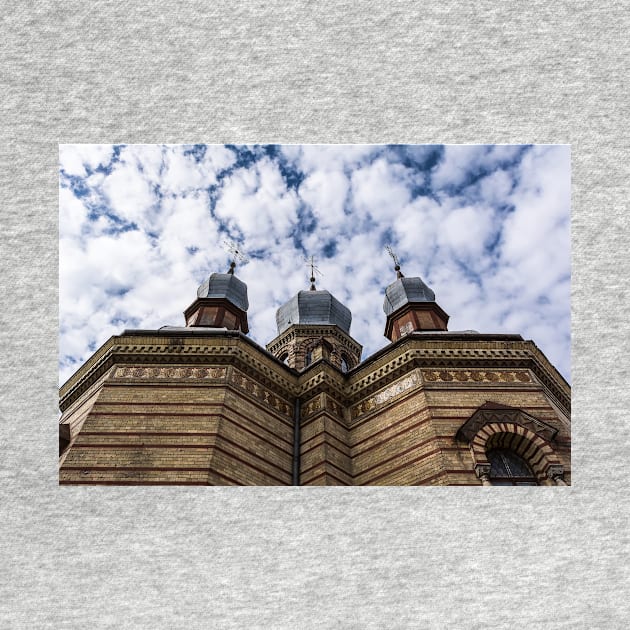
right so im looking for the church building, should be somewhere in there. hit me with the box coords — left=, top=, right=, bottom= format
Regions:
left=59, top=257, right=571, bottom=486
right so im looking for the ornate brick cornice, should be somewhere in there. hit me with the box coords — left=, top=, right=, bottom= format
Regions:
left=266, top=324, right=362, bottom=357
left=345, top=337, right=570, bottom=417
left=350, top=371, right=421, bottom=422
left=296, top=361, right=346, bottom=400
left=59, top=332, right=299, bottom=411
left=60, top=330, right=570, bottom=420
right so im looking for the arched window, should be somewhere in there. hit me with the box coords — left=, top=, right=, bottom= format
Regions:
left=279, top=352, right=290, bottom=366
left=304, top=350, right=312, bottom=367
left=487, top=449, right=538, bottom=486
left=340, top=355, right=349, bottom=373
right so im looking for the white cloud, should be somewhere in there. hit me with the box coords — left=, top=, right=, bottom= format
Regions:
left=59, top=144, right=114, bottom=177
left=431, top=145, right=524, bottom=190
left=498, top=145, right=570, bottom=296
left=438, top=205, right=496, bottom=261
left=431, top=145, right=487, bottom=189
left=351, top=157, right=413, bottom=224
left=59, top=187, right=88, bottom=238
left=160, top=145, right=235, bottom=196
left=158, top=193, right=219, bottom=264
left=299, top=169, right=349, bottom=229
left=478, top=168, right=513, bottom=204
left=59, top=144, right=571, bottom=385
left=214, top=157, right=299, bottom=249
left=102, top=158, right=157, bottom=227
left=282, top=144, right=377, bottom=174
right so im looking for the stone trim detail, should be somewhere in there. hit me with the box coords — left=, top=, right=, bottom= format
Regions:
left=61, top=334, right=570, bottom=422
left=351, top=372, right=420, bottom=421
left=474, top=463, right=492, bottom=486
left=114, top=366, right=227, bottom=380
left=301, top=393, right=344, bottom=421
left=422, top=369, right=531, bottom=383
left=229, top=369, right=292, bottom=418
left=546, top=464, right=567, bottom=485
left=325, top=395, right=343, bottom=419
left=302, top=394, right=323, bottom=419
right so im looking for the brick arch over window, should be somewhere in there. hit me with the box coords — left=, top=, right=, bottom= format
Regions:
left=456, top=402, right=563, bottom=483
left=470, top=424, right=557, bottom=481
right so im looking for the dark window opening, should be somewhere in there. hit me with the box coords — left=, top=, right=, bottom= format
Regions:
left=487, top=449, right=538, bottom=486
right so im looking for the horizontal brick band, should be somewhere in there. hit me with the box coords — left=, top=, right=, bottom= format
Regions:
left=302, top=470, right=351, bottom=486
left=301, top=431, right=351, bottom=457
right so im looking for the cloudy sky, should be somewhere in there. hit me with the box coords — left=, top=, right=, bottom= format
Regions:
left=59, top=144, right=571, bottom=386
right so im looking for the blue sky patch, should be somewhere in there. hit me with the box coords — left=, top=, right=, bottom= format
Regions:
left=59, top=144, right=571, bottom=386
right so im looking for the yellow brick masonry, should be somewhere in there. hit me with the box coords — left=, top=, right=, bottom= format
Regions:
left=60, top=332, right=570, bottom=485
left=60, top=356, right=294, bottom=485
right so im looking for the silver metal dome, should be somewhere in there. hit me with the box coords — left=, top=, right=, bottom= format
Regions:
left=197, top=273, right=249, bottom=311
left=276, top=290, right=352, bottom=335
left=383, top=276, right=436, bottom=315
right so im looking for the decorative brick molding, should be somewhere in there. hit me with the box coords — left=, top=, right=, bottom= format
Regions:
left=351, top=372, right=420, bottom=421
left=60, top=334, right=299, bottom=411
left=422, top=369, right=531, bottom=383
left=457, top=402, right=558, bottom=443
left=62, top=331, right=570, bottom=420
left=325, top=395, right=344, bottom=419
left=301, top=394, right=322, bottom=419
left=267, top=325, right=362, bottom=357
left=463, top=418, right=563, bottom=482
left=346, top=338, right=570, bottom=418
left=229, top=369, right=292, bottom=418
left=300, top=393, right=344, bottom=422
left=114, top=366, right=227, bottom=380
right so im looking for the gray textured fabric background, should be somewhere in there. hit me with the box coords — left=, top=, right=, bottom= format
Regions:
left=1, top=2, right=628, bottom=628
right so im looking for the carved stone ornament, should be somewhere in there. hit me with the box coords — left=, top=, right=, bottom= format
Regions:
left=351, top=372, right=420, bottom=420
left=422, top=369, right=531, bottom=383
left=325, top=396, right=343, bottom=418
left=229, top=370, right=292, bottom=417
left=546, top=464, right=565, bottom=480
left=474, top=463, right=492, bottom=479
left=114, top=366, right=226, bottom=380
left=302, top=395, right=322, bottom=419
left=457, top=401, right=558, bottom=443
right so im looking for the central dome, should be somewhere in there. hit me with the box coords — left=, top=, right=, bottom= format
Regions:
left=197, top=272, right=249, bottom=311
left=276, top=290, right=352, bottom=335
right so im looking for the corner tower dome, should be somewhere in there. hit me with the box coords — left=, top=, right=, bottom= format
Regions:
left=276, top=289, right=352, bottom=335
left=381, top=255, right=449, bottom=342
left=383, top=276, right=436, bottom=315
left=184, top=268, right=249, bottom=332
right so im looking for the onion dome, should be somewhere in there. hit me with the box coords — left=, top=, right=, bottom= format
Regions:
left=381, top=250, right=448, bottom=341
left=383, top=276, right=436, bottom=315
left=276, top=289, right=352, bottom=335
left=184, top=268, right=249, bottom=332
left=197, top=272, right=249, bottom=311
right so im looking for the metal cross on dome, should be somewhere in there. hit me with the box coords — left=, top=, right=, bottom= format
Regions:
left=385, top=244, right=404, bottom=278
left=223, top=240, right=249, bottom=274
left=304, top=255, right=323, bottom=290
